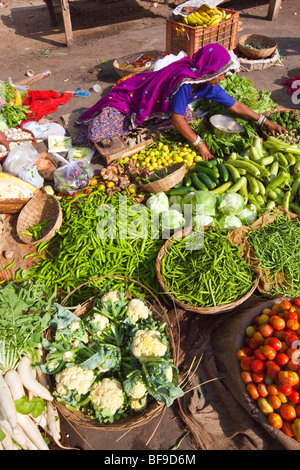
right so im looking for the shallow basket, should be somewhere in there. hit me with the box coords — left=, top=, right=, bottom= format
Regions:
left=156, top=226, right=259, bottom=315
left=113, top=50, right=163, bottom=78
left=46, top=275, right=177, bottom=431
left=238, top=34, right=277, bottom=60
left=16, top=192, right=62, bottom=244
left=140, top=162, right=186, bottom=194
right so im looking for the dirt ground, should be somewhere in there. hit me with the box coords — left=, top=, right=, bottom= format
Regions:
left=1, top=0, right=299, bottom=128
left=0, top=0, right=299, bottom=452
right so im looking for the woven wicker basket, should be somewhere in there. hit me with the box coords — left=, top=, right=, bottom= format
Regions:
left=156, top=226, right=259, bottom=315
left=238, top=34, right=277, bottom=60
left=16, top=192, right=62, bottom=244
left=113, top=50, right=163, bottom=78
left=141, top=162, right=186, bottom=194
left=46, top=275, right=177, bottom=431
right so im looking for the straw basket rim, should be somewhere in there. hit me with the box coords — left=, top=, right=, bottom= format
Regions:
left=140, top=162, right=186, bottom=194
left=113, top=50, right=163, bottom=78
left=16, top=192, right=62, bottom=244
left=156, top=226, right=259, bottom=315
left=46, top=275, right=177, bottom=431
left=238, top=34, right=277, bottom=60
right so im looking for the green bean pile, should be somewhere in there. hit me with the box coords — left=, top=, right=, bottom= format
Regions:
left=160, top=228, right=256, bottom=308
left=19, top=187, right=164, bottom=303
left=247, top=214, right=300, bottom=297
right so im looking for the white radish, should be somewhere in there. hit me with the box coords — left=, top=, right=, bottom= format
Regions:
left=4, top=370, right=49, bottom=451
left=0, top=373, right=18, bottom=430
left=4, top=370, right=25, bottom=400
left=0, top=417, right=38, bottom=450
left=16, top=414, right=49, bottom=450
left=17, top=357, right=53, bottom=401
left=1, top=431, right=19, bottom=450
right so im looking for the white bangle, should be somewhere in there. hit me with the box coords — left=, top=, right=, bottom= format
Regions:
left=192, top=135, right=202, bottom=146
left=257, top=115, right=267, bottom=126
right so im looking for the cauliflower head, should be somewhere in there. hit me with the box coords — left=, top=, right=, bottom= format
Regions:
left=129, top=380, right=147, bottom=399
left=101, top=291, right=120, bottom=303
left=127, top=299, right=149, bottom=325
left=56, top=365, right=94, bottom=397
left=130, top=398, right=146, bottom=411
left=88, top=313, right=110, bottom=336
left=131, top=329, right=168, bottom=363
left=90, top=377, right=124, bottom=415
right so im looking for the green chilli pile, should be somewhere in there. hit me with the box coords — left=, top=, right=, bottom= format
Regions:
left=246, top=213, right=300, bottom=297
left=160, top=227, right=256, bottom=308
left=18, top=188, right=166, bottom=301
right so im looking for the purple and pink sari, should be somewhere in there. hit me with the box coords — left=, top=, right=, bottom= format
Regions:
left=73, top=44, right=233, bottom=147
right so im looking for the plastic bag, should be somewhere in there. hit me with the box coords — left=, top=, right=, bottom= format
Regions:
left=18, top=165, right=44, bottom=189
left=2, top=142, right=39, bottom=176
left=54, top=157, right=94, bottom=195
left=152, top=51, right=187, bottom=71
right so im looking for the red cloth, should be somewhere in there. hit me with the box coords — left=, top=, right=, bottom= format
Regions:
left=22, top=90, right=72, bottom=121
left=281, top=74, right=300, bottom=95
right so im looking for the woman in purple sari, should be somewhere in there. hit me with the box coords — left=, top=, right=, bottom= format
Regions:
left=74, top=44, right=285, bottom=160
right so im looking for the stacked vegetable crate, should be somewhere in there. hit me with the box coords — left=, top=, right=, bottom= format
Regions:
left=166, top=8, right=239, bottom=57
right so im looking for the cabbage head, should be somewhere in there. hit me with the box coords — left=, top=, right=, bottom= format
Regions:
left=192, top=214, right=214, bottom=228
left=146, top=192, right=169, bottom=215
left=161, top=210, right=185, bottom=230
left=237, top=204, right=257, bottom=226
left=181, top=192, right=195, bottom=217
left=218, top=215, right=243, bottom=230
left=217, top=192, right=245, bottom=215
left=191, top=190, right=217, bottom=216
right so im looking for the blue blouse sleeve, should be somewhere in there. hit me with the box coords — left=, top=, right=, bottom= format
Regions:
left=171, top=84, right=192, bottom=115
left=206, top=84, right=236, bottom=108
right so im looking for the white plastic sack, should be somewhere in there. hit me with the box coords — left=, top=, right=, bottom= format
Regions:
left=18, top=165, right=44, bottom=189
left=2, top=142, right=39, bottom=176
left=152, top=51, right=187, bottom=71
left=237, top=48, right=284, bottom=72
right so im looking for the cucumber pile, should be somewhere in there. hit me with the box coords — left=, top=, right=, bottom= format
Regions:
left=169, top=135, right=300, bottom=216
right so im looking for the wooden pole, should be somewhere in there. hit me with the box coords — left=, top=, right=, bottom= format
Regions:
left=61, top=0, right=74, bottom=47
left=267, top=0, right=282, bottom=21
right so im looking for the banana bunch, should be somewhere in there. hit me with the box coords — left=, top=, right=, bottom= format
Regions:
left=181, top=5, right=232, bottom=28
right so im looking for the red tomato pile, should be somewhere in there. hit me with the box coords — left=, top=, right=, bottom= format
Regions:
left=120, top=54, right=156, bottom=70
left=237, top=298, right=300, bottom=442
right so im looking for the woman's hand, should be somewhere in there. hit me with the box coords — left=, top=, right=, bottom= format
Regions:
left=0, top=131, right=9, bottom=151
left=264, top=119, right=286, bottom=137
left=197, top=141, right=214, bottom=160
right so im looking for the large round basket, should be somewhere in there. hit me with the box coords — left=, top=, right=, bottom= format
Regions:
left=113, top=50, right=163, bottom=78
left=46, top=275, right=177, bottom=432
left=141, top=162, right=186, bottom=194
left=156, top=227, right=259, bottom=315
left=238, top=34, right=277, bottom=60
left=16, top=192, right=62, bottom=244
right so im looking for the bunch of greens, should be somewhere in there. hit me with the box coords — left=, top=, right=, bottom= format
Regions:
left=246, top=213, right=300, bottom=297
left=0, top=82, right=17, bottom=104
left=38, top=285, right=183, bottom=423
left=0, top=281, right=56, bottom=373
left=0, top=104, right=30, bottom=128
